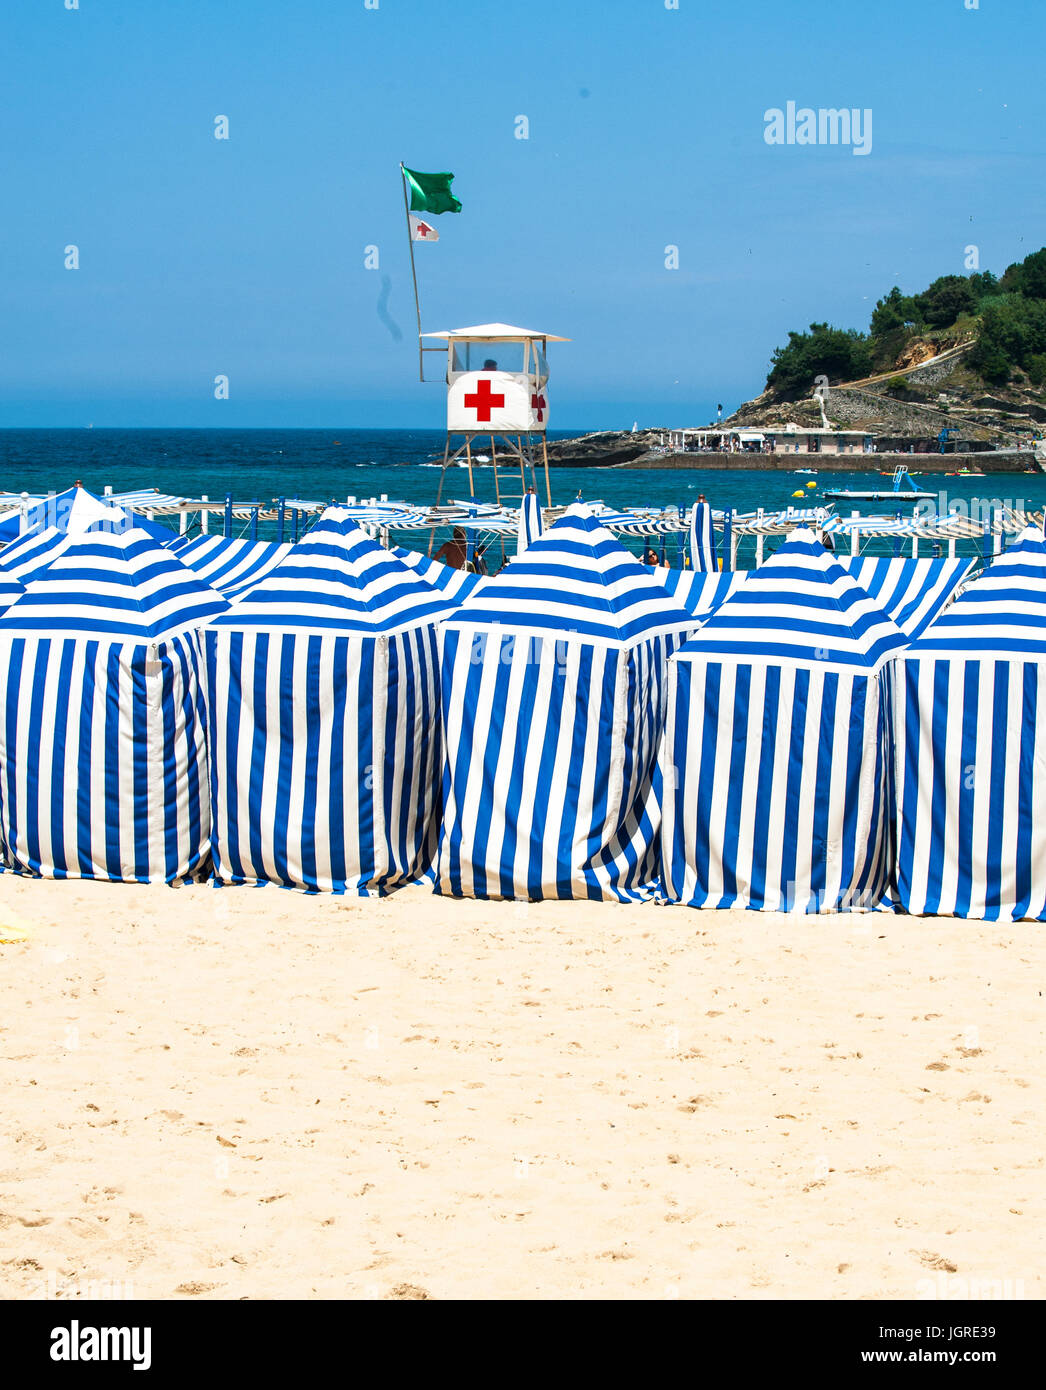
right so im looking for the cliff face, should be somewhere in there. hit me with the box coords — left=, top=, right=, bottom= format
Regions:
left=726, top=341, right=1045, bottom=442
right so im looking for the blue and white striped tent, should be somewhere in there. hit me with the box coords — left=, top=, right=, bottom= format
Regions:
left=390, top=545, right=483, bottom=602
left=661, top=528, right=909, bottom=913
left=172, top=535, right=293, bottom=599
left=202, top=511, right=458, bottom=894
left=892, top=525, right=1046, bottom=920
left=0, top=528, right=228, bottom=883
left=436, top=504, right=697, bottom=902
left=689, top=501, right=717, bottom=571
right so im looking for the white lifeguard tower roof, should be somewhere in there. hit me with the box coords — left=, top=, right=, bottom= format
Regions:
left=421, top=322, right=570, bottom=341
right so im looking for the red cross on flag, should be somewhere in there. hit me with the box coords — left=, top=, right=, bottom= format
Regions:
left=408, top=214, right=439, bottom=242
left=530, top=392, right=547, bottom=422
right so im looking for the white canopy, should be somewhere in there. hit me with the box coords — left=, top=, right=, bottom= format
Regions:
left=421, top=322, right=570, bottom=341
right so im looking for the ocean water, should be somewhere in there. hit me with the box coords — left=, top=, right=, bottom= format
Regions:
left=2, top=428, right=1043, bottom=562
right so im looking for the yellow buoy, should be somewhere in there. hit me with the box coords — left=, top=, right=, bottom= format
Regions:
left=791, top=489, right=804, bottom=498
left=806, top=480, right=817, bottom=488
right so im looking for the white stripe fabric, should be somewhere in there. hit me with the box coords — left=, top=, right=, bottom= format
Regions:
left=662, top=528, right=907, bottom=912
left=689, top=501, right=717, bottom=570
left=203, top=509, right=456, bottom=893
left=174, top=536, right=293, bottom=599
left=436, top=507, right=696, bottom=902
left=892, top=526, right=1046, bottom=920
left=0, top=529, right=225, bottom=883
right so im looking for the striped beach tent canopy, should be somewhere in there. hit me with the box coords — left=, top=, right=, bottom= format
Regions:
left=436, top=505, right=697, bottom=902
left=0, top=528, right=228, bottom=884
left=173, top=535, right=293, bottom=599
left=653, top=566, right=742, bottom=619
left=828, top=556, right=971, bottom=640
left=689, top=501, right=717, bottom=571
left=203, top=511, right=457, bottom=894
left=661, top=528, right=908, bottom=913
left=440, top=504, right=697, bottom=646
left=0, top=569, right=25, bottom=617
left=213, top=511, right=458, bottom=633
left=892, top=526, right=1046, bottom=920
left=391, top=545, right=484, bottom=601
left=0, top=524, right=75, bottom=584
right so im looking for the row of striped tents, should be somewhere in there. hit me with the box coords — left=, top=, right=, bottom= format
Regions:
left=0, top=529, right=228, bottom=883
left=203, top=512, right=458, bottom=894
left=893, top=525, right=1046, bottom=920
left=660, top=529, right=910, bottom=912
left=169, top=535, right=294, bottom=599
left=436, top=505, right=697, bottom=902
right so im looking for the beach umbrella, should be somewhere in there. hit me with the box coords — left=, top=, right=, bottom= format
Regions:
left=892, top=525, right=1046, bottom=920
left=516, top=491, right=544, bottom=556
left=661, top=528, right=908, bottom=913
left=689, top=501, right=717, bottom=571
left=0, top=529, right=228, bottom=883
left=202, top=509, right=458, bottom=894
left=436, top=504, right=697, bottom=902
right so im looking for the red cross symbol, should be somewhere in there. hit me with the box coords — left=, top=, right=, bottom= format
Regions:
left=530, top=392, right=547, bottom=422
left=463, top=377, right=505, bottom=422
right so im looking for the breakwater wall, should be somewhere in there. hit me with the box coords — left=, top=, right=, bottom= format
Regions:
left=606, top=450, right=1041, bottom=473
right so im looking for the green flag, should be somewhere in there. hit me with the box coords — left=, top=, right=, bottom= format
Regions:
left=403, top=166, right=462, bottom=215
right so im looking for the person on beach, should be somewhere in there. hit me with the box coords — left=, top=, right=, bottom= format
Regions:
left=434, top=527, right=468, bottom=569
left=643, top=547, right=659, bottom=566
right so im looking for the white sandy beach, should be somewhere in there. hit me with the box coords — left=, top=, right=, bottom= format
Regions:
left=1, top=876, right=1042, bottom=1302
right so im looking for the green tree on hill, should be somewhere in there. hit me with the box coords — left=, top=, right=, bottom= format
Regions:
left=766, top=322, right=873, bottom=396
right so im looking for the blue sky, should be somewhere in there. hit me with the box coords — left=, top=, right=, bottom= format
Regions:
left=0, top=0, right=1042, bottom=429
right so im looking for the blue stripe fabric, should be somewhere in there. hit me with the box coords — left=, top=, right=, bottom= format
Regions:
left=0, top=632, right=212, bottom=883
left=0, top=528, right=224, bottom=882
left=892, top=527, right=1046, bottom=919
left=203, top=509, right=453, bottom=893
left=661, top=528, right=903, bottom=912
left=436, top=509, right=696, bottom=901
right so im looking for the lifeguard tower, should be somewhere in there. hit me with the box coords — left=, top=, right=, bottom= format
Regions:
left=421, top=322, right=569, bottom=509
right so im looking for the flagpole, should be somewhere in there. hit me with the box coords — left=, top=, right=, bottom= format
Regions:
left=400, top=163, right=425, bottom=382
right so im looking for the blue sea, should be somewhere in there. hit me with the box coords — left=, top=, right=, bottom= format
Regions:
left=2, top=428, right=1042, bottom=562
